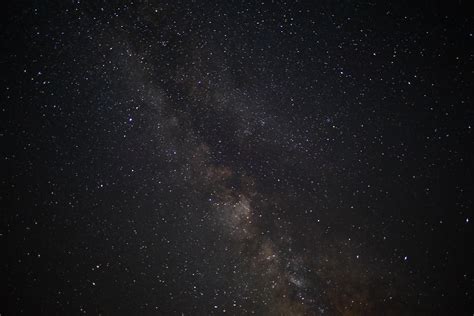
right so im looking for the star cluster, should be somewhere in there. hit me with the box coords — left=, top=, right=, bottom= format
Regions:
left=2, top=1, right=473, bottom=315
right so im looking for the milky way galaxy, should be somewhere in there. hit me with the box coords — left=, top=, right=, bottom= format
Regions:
left=2, top=1, right=473, bottom=315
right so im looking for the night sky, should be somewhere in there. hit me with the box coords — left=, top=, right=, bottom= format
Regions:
left=2, top=1, right=473, bottom=315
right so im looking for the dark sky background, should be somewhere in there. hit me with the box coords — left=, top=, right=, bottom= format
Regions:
left=2, top=1, right=473, bottom=315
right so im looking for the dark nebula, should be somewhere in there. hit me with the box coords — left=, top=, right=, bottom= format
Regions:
left=2, top=1, right=473, bottom=315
